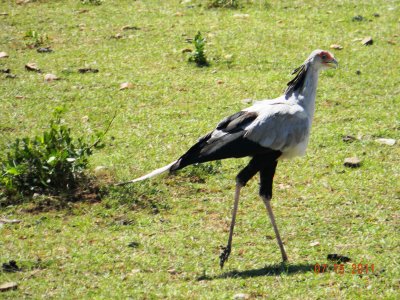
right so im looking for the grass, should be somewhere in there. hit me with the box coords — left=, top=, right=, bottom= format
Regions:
left=0, top=0, right=399, bottom=298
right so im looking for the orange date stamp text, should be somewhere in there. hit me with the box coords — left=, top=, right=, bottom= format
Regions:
left=314, top=263, right=375, bottom=275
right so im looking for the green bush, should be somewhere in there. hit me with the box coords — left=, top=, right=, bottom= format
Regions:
left=24, top=30, right=48, bottom=48
left=81, top=0, right=103, bottom=5
left=207, top=0, right=239, bottom=9
left=189, top=32, right=209, bottom=67
left=0, top=108, right=108, bottom=197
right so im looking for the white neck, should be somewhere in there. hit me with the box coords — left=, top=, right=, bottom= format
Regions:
left=293, top=66, right=320, bottom=120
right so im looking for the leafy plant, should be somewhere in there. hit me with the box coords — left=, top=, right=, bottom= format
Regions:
left=24, top=30, right=48, bottom=48
left=81, top=0, right=103, bottom=5
left=207, top=0, right=239, bottom=9
left=189, top=31, right=209, bottom=67
left=0, top=108, right=113, bottom=198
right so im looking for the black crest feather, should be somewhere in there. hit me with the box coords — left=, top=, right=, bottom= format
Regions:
left=284, top=64, right=308, bottom=97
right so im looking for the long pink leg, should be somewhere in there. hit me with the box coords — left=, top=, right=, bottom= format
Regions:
left=219, top=183, right=242, bottom=268
left=262, top=197, right=288, bottom=262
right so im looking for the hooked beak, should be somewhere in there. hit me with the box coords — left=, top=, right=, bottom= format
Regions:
left=325, top=58, right=338, bottom=69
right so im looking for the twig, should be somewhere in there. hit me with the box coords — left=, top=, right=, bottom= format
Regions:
left=89, top=110, right=117, bottom=149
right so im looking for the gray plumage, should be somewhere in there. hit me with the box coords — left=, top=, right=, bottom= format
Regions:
left=117, top=49, right=338, bottom=186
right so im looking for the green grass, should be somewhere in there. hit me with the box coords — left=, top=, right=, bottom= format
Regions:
left=1, top=0, right=399, bottom=298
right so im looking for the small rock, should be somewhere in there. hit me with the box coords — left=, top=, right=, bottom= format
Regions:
left=121, top=25, right=140, bottom=31
left=116, top=219, right=134, bottom=226
left=181, top=48, right=192, bottom=53
left=310, top=241, right=320, bottom=247
left=5, top=74, right=16, bottom=79
left=119, top=82, right=134, bottom=90
left=25, top=62, right=41, bottom=72
left=44, top=73, right=59, bottom=82
left=78, top=68, right=99, bottom=73
left=0, top=282, right=18, bottom=292
left=356, top=70, right=361, bottom=75
left=330, top=44, right=343, bottom=50
left=2, top=260, right=20, bottom=272
left=167, top=268, right=178, bottom=275
left=387, top=40, right=396, bottom=45
left=327, top=254, right=351, bottom=263
left=241, top=98, right=252, bottom=104
left=37, top=47, right=53, bottom=53
left=342, top=135, right=356, bottom=142
left=94, top=166, right=107, bottom=174
left=224, top=54, right=234, bottom=61
left=233, top=13, right=250, bottom=19
left=373, top=13, right=380, bottom=17
left=278, top=183, right=291, bottom=190
left=129, top=269, right=140, bottom=275
left=175, top=11, right=184, bottom=17
left=361, top=37, right=373, bottom=46
left=0, top=51, right=8, bottom=58
left=0, top=218, right=21, bottom=224
left=233, top=293, right=250, bottom=300
left=352, top=15, right=364, bottom=22
left=111, top=33, right=123, bottom=39
left=375, top=138, right=396, bottom=146
left=1, top=68, right=10, bottom=73
left=344, top=157, right=362, bottom=168
left=128, top=242, right=139, bottom=248
left=216, top=79, right=224, bottom=85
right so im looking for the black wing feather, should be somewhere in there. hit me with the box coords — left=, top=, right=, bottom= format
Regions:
left=170, top=111, right=274, bottom=171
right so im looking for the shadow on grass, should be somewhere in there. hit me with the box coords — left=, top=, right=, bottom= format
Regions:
left=198, top=263, right=315, bottom=280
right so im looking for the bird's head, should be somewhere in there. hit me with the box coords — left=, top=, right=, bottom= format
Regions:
left=285, top=49, right=338, bottom=96
left=307, top=49, right=338, bottom=70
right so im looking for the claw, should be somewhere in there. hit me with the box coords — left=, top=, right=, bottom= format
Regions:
left=219, top=245, right=231, bottom=269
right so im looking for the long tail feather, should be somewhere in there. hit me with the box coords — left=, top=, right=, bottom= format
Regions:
left=115, top=161, right=177, bottom=186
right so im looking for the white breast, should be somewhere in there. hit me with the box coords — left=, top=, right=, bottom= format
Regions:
left=279, top=135, right=310, bottom=159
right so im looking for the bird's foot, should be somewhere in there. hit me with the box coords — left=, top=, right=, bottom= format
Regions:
left=282, top=254, right=289, bottom=263
left=219, top=245, right=231, bottom=269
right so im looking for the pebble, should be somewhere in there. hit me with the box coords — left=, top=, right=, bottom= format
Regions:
left=233, top=293, right=250, bottom=300
left=233, top=13, right=250, bottom=19
left=375, top=138, right=396, bottom=146
left=342, top=135, right=356, bottom=142
left=362, top=36, right=373, bottom=46
left=330, top=44, right=343, bottom=50
left=0, top=282, right=18, bottom=292
left=44, top=73, right=59, bottom=82
left=25, top=62, right=41, bottom=72
left=344, top=157, right=362, bottom=168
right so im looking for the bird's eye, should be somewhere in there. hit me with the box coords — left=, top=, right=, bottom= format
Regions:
left=321, top=54, right=327, bottom=60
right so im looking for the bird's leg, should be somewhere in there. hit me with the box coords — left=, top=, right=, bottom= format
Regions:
left=219, top=157, right=260, bottom=269
left=259, top=157, right=288, bottom=262
left=262, top=197, right=288, bottom=262
left=219, top=182, right=242, bottom=268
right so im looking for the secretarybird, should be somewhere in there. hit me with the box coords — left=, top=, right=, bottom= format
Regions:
left=117, top=49, right=338, bottom=268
